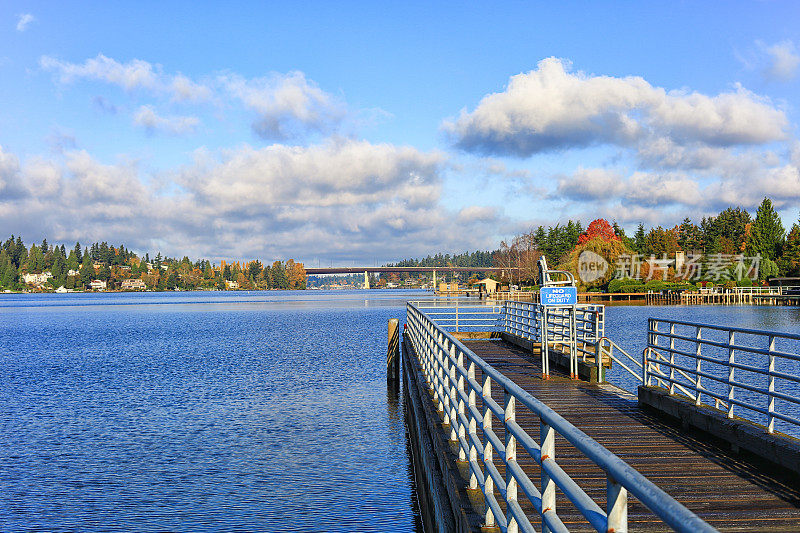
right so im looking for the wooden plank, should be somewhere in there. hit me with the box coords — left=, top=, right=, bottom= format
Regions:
left=460, top=338, right=800, bottom=532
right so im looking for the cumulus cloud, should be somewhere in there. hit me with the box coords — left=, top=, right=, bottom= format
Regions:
left=757, top=40, right=800, bottom=82
left=556, top=168, right=624, bottom=201
left=176, top=139, right=443, bottom=210
left=552, top=157, right=800, bottom=225
left=0, top=141, right=502, bottom=262
left=445, top=57, right=787, bottom=157
left=220, top=71, right=346, bottom=140
left=41, top=54, right=353, bottom=141
left=133, top=105, right=200, bottom=135
left=40, top=54, right=212, bottom=102
left=16, top=13, right=34, bottom=32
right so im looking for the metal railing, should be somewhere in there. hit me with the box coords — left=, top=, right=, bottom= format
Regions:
left=645, top=318, right=800, bottom=434
left=406, top=302, right=715, bottom=533
left=409, top=299, right=503, bottom=332
left=500, top=301, right=604, bottom=378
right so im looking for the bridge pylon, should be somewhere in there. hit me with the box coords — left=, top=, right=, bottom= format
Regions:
left=364, top=271, right=370, bottom=290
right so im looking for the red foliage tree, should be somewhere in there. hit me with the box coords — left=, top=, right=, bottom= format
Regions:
left=577, top=219, right=619, bottom=245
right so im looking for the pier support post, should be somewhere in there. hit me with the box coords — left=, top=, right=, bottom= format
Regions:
left=387, top=318, right=400, bottom=385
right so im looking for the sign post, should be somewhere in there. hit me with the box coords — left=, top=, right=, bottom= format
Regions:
left=539, top=286, right=579, bottom=379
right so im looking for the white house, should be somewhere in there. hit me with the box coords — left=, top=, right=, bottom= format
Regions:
left=121, top=278, right=146, bottom=290
left=89, top=279, right=107, bottom=291
left=225, top=280, right=239, bottom=289
left=22, top=272, right=53, bottom=286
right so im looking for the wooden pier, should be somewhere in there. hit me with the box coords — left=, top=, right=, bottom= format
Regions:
left=404, top=334, right=800, bottom=531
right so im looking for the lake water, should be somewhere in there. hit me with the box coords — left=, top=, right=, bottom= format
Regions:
left=0, top=290, right=426, bottom=532
left=2, top=291, right=799, bottom=531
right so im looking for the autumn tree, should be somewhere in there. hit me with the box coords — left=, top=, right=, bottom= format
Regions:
left=561, top=218, right=633, bottom=290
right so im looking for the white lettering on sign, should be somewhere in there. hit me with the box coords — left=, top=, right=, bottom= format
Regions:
left=541, top=286, right=577, bottom=306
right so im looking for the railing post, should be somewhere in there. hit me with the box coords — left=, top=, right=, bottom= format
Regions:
left=695, top=326, right=702, bottom=406
left=669, top=322, right=676, bottom=395
left=468, top=360, right=478, bottom=490
left=607, top=474, right=628, bottom=533
left=448, top=343, right=458, bottom=442
left=456, top=347, right=466, bottom=460
left=643, top=319, right=652, bottom=387
left=541, top=306, right=550, bottom=379
left=595, top=339, right=605, bottom=383
left=439, top=333, right=448, bottom=420
left=482, top=374, right=495, bottom=528
left=768, top=335, right=776, bottom=433
left=727, top=330, right=736, bottom=419
left=541, top=420, right=555, bottom=533
left=505, top=389, right=518, bottom=533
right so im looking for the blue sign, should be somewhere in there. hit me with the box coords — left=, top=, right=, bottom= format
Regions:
left=540, top=286, right=578, bottom=306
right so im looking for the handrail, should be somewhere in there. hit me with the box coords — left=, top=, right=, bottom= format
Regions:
left=406, top=302, right=716, bottom=533
left=644, top=318, right=800, bottom=434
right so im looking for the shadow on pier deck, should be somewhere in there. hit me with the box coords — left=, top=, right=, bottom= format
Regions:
left=408, top=336, right=800, bottom=531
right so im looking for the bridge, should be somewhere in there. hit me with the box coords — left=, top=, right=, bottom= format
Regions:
left=398, top=298, right=800, bottom=531
left=305, top=266, right=515, bottom=289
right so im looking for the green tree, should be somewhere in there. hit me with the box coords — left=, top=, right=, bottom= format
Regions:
left=248, top=260, right=263, bottom=281
left=633, top=223, right=647, bottom=253
left=746, top=197, right=785, bottom=261
left=780, top=220, right=800, bottom=276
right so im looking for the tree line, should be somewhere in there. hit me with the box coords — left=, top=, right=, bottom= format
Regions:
left=495, top=197, right=800, bottom=288
left=0, top=236, right=306, bottom=291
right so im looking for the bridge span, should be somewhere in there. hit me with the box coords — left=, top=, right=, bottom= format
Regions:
left=305, top=266, right=515, bottom=289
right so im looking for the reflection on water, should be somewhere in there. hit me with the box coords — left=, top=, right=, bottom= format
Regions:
left=0, top=290, right=425, bottom=532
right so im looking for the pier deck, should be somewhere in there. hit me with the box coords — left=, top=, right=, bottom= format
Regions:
left=460, top=338, right=800, bottom=531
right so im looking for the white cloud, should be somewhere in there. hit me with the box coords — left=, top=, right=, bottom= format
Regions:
left=0, top=142, right=502, bottom=262
left=445, top=57, right=787, bottom=157
left=220, top=71, right=346, bottom=140
left=623, top=171, right=703, bottom=207
left=556, top=168, right=624, bottom=201
left=133, top=105, right=200, bottom=135
left=758, top=40, right=800, bottom=82
left=40, top=55, right=351, bottom=141
left=16, top=13, right=34, bottom=32
left=40, top=54, right=212, bottom=102
left=176, top=139, right=443, bottom=210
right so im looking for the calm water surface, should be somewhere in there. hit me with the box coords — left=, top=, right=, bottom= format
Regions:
left=0, top=290, right=426, bottom=532
left=4, top=291, right=800, bottom=531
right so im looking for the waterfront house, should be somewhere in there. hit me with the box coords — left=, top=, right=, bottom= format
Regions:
left=121, top=278, right=146, bottom=290
left=22, top=272, right=53, bottom=286
left=89, top=279, right=107, bottom=291
left=225, top=280, right=239, bottom=289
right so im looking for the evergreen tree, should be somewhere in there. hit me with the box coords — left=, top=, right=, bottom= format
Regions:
left=780, top=219, right=800, bottom=276
left=14, top=236, right=26, bottom=267
left=633, top=224, right=647, bottom=253
left=746, top=197, right=785, bottom=261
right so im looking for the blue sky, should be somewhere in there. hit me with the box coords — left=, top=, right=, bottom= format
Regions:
left=1, top=2, right=799, bottom=264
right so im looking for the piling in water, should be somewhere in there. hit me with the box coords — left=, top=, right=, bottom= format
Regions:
left=387, top=318, right=400, bottom=385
